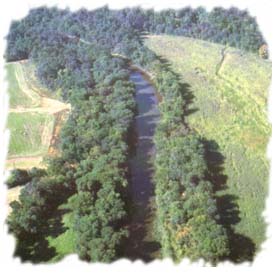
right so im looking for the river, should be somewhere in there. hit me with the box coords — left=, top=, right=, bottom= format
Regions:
left=125, top=70, right=160, bottom=261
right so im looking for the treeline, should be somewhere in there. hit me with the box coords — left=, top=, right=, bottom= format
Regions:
left=5, top=6, right=265, bottom=63
left=7, top=16, right=136, bottom=261
left=61, top=57, right=136, bottom=261
left=150, top=62, right=229, bottom=263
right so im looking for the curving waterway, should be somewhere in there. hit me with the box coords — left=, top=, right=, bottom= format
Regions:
left=125, top=70, right=160, bottom=261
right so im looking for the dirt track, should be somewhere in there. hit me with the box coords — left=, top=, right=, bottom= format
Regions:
left=6, top=155, right=43, bottom=165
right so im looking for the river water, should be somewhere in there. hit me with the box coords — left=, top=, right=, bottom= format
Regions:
left=125, top=70, right=160, bottom=261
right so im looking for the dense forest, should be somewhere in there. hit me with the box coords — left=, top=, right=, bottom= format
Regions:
left=5, top=6, right=266, bottom=263
left=5, top=6, right=265, bottom=63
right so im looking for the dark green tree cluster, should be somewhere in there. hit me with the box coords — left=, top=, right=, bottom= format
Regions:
left=151, top=63, right=229, bottom=263
left=5, top=7, right=68, bottom=61
left=61, top=60, right=136, bottom=261
left=6, top=168, right=46, bottom=189
left=5, top=6, right=266, bottom=64
left=8, top=159, right=76, bottom=240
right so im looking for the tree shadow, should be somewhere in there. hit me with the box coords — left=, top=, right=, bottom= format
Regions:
left=13, top=208, right=69, bottom=263
left=121, top=203, right=161, bottom=262
left=14, top=235, right=57, bottom=263
left=202, top=139, right=256, bottom=263
left=155, top=55, right=199, bottom=122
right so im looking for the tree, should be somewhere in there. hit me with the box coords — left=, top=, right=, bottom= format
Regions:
left=6, top=169, right=31, bottom=189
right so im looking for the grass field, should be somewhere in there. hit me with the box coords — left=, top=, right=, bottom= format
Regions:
left=6, top=63, right=40, bottom=108
left=7, top=112, right=54, bottom=157
left=6, top=63, right=31, bottom=108
left=146, top=35, right=271, bottom=255
left=5, top=61, right=51, bottom=160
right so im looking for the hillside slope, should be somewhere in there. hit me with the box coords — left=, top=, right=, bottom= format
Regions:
left=146, top=35, right=271, bottom=255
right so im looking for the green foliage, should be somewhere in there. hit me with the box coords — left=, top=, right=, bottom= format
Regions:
left=150, top=63, right=229, bottom=262
left=6, top=167, right=46, bottom=189
left=62, top=57, right=135, bottom=261
left=5, top=6, right=265, bottom=64
left=5, top=7, right=64, bottom=61
left=68, top=189, right=128, bottom=262
left=6, top=169, right=30, bottom=189
left=9, top=195, right=45, bottom=236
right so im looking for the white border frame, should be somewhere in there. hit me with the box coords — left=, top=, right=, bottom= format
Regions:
left=0, top=1, right=276, bottom=273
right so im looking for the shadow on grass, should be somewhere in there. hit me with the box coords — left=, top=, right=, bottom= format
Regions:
left=14, top=235, right=56, bottom=263
left=155, top=55, right=199, bottom=122
left=13, top=208, right=69, bottom=263
left=203, top=139, right=256, bottom=263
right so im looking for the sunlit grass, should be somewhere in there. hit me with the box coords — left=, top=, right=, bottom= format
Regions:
left=5, top=63, right=34, bottom=108
left=7, top=112, right=54, bottom=157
